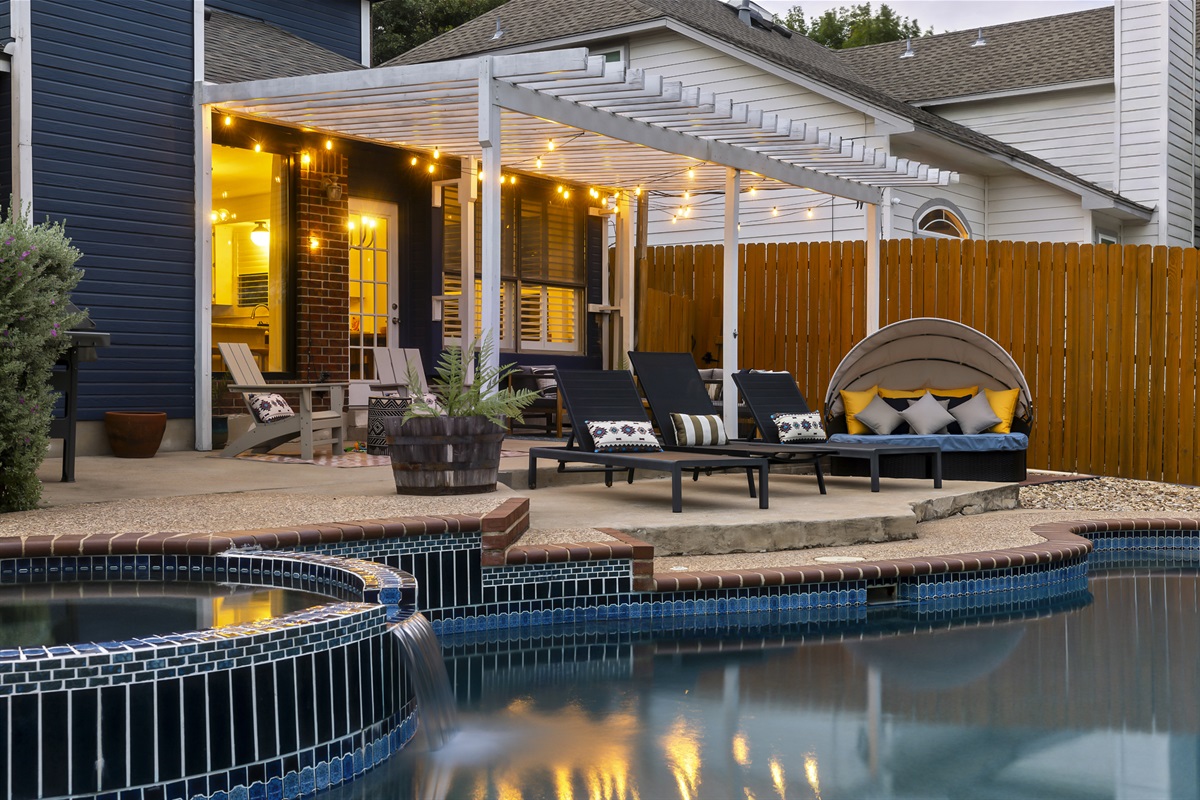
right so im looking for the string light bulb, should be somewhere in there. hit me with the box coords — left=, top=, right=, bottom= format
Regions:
left=635, top=186, right=642, bottom=196
left=749, top=186, right=757, bottom=196
left=772, top=206, right=779, bottom=216
left=324, top=139, right=333, bottom=150
left=223, top=115, right=233, bottom=126
left=535, top=156, right=543, bottom=169
left=410, top=156, right=418, bottom=166
left=557, top=185, right=564, bottom=194
left=687, top=168, right=695, bottom=180
left=432, top=147, right=440, bottom=160
left=300, top=151, right=311, bottom=167
left=683, top=190, right=690, bottom=200
left=547, top=139, right=556, bottom=151
left=427, top=164, right=435, bottom=173
left=563, top=189, right=570, bottom=199
left=806, top=207, right=814, bottom=218
left=253, top=143, right=262, bottom=153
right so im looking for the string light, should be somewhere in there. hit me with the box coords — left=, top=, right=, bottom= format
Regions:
left=687, top=168, right=695, bottom=179
left=635, top=186, right=642, bottom=196
left=427, top=164, right=435, bottom=173
left=535, top=156, right=543, bottom=169
left=253, top=143, right=262, bottom=153
left=772, top=206, right=779, bottom=216
left=223, top=115, right=233, bottom=126
left=300, top=151, right=311, bottom=167
left=749, top=186, right=757, bottom=196
left=557, top=185, right=564, bottom=194
left=562, top=189, right=570, bottom=199
left=806, top=207, right=814, bottom=218
left=547, top=139, right=556, bottom=150
left=432, top=147, right=440, bottom=160
left=683, top=190, right=690, bottom=200
left=324, top=139, right=333, bottom=150
left=410, top=156, right=418, bottom=166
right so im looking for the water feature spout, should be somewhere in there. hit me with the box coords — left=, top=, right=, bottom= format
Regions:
left=392, top=613, right=459, bottom=749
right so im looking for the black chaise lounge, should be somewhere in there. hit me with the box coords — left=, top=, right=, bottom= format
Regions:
left=733, top=369, right=942, bottom=493
left=526, top=369, right=770, bottom=513
left=628, top=351, right=836, bottom=494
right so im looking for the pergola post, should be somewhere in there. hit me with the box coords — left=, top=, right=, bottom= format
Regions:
left=478, top=58, right=502, bottom=377
left=722, top=167, right=740, bottom=433
left=865, top=201, right=881, bottom=334
left=616, top=190, right=635, bottom=369
left=459, top=156, right=478, bottom=366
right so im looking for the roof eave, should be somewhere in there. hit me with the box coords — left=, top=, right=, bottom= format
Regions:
left=909, top=77, right=1113, bottom=108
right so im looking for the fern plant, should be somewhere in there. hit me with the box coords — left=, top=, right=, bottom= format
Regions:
left=401, top=338, right=540, bottom=426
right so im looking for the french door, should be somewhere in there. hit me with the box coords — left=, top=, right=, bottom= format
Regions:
left=347, top=199, right=399, bottom=407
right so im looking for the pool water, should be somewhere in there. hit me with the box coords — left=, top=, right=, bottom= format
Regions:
left=0, top=583, right=331, bottom=647
left=328, top=565, right=1200, bottom=799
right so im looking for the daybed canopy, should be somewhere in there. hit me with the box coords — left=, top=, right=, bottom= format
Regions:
left=824, top=318, right=1033, bottom=421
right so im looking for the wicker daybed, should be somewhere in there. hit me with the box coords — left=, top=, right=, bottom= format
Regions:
left=822, top=318, right=1033, bottom=482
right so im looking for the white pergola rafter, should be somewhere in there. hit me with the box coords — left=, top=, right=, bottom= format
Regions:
left=198, top=48, right=958, bottom=431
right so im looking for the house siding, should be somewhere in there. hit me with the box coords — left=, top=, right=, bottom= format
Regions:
left=984, top=174, right=1089, bottom=243
left=933, top=85, right=1116, bottom=190
left=888, top=174, right=987, bottom=240
left=32, top=0, right=196, bottom=419
left=1116, top=0, right=1194, bottom=246
left=207, top=0, right=364, bottom=63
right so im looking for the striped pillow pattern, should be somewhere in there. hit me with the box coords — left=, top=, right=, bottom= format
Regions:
left=670, top=413, right=728, bottom=446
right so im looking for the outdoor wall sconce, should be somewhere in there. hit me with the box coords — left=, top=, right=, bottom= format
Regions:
left=321, top=177, right=342, bottom=201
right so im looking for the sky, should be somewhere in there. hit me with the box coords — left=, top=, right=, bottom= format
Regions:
left=758, top=0, right=1113, bottom=34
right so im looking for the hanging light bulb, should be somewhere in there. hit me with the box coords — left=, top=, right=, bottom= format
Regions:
left=324, top=139, right=333, bottom=150
left=635, top=186, right=642, bottom=196
left=547, top=139, right=556, bottom=150
left=772, top=206, right=779, bottom=216
left=410, top=156, right=418, bottom=166
left=223, top=115, right=233, bottom=127
left=749, top=186, right=757, bottom=196
left=535, top=156, right=543, bottom=169
left=249, top=221, right=270, bottom=247
left=253, top=143, right=262, bottom=153
left=687, top=167, right=695, bottom=180
left=427, top=164, right=435, bottom=173
left=300, top=151, right=311, bottom=167
left=683, top=190, right=690, bottom=200
left=806, top=207, right=814, bottom=218
left=433, top=147, right=440, bottom=160
left=557, top=185, right=564, bottom=194
left=671, top=214, right=678, bottom=224
left=563, top=189, right=570, bottom=199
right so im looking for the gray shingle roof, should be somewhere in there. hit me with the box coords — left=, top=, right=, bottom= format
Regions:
left=837, top=7, right=1114, bottom=103
left=205, top=8, right=364, bottom=84
left=381, top=0, right=1144, bottom=213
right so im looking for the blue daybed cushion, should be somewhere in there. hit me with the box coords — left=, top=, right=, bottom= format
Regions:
left=828, top=432, right=1028, bottom=452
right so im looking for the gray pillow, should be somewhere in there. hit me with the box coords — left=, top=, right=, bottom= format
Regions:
left=949, top=391, right=1003, bottom=435
left=899, top=391, right=957, bottom=435
left=855, top=393, right=905, bottom=435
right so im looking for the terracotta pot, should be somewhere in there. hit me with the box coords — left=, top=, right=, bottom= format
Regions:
left=104, top=411, right=167, bottom=458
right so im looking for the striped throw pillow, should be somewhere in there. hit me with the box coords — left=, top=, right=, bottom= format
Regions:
left=670, top=413, right=728, bottom=446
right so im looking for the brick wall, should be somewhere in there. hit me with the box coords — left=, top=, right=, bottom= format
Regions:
left=296, top=146, right=350, bottom=383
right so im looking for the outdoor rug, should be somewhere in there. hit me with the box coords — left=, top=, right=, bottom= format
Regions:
left=233, top=452, right=390, bottom=468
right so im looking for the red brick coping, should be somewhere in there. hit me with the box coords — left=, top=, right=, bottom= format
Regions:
left=8, top=501, right=1193, bottom=597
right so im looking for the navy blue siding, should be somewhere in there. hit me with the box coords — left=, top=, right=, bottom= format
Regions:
left=32, top=0, right=195, bottom=418
left=208, top=0, right=364, bottom=63
left=0, top=1, right=9, bottom=39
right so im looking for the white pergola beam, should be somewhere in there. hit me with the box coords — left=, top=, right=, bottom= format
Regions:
left=492, top=80, right=882, bottom=205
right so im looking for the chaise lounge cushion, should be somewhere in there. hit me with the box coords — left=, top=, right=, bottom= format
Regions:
left=829, top=432, right=1029, bottom=452
left=586, top=420, right=662, bottom=453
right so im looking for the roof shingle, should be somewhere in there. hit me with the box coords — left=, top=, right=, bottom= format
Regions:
left=205, top=8, right=364, bottom=84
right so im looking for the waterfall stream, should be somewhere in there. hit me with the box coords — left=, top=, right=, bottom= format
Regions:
left=392, top=613, right=459, bottom=750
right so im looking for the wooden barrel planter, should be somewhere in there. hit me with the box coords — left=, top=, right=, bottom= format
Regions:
left=384, top=415, right=506, bottom=495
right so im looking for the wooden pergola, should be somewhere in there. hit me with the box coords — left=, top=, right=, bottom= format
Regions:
left=199, top=48, right=957, bottom=434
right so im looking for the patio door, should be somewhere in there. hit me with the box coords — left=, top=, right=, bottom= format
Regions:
left=347, top=199, right=399, bottom=408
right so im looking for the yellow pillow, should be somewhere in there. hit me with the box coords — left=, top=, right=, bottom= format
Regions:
left=877, top=387, right=926, bottom=399
left=841, top=385, right=879, bottom=435
left=928, top=386, right=978, bottom=398
left=984, top=387, right=1020, bottom=433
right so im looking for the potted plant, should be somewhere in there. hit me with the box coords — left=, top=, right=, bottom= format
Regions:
left=384, top=338, right=538, bottom=495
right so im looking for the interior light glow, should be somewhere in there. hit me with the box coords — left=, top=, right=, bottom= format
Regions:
left=249, top=221, right=269, bottom=248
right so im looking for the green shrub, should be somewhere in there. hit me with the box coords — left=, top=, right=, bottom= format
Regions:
left=0, top=208, right=84, bottom=511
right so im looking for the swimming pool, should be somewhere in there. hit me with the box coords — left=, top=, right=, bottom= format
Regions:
left=323, top=559, right=1199, bottom=799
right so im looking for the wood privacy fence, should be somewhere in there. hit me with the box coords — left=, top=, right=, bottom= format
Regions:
left=638, top=239, right=1200, bottom=484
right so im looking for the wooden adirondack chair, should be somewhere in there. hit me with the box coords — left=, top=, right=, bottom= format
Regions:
left=217, top=342, right=345, bottom=460
left=370, top=347, right=430, bottom=397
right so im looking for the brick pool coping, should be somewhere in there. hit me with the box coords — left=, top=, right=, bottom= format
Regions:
left=11, top=497, right=1193, bottom=595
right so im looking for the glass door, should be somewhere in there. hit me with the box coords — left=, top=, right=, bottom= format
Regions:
left=347, top=199, right=399, bottom=408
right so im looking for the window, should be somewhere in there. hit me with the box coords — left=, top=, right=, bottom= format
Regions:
left=915, top=200, right=971, bottom=239
left=210, top=144, right=292, bottom=374
left=440, top=182, right=585, bottom=354
left=1096, top=229, right=1120, bottom=245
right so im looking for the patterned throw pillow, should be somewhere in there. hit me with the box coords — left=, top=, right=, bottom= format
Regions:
left=670, top=413, right=728, bottom=446
left=586, top=420, right=662, bottom=453
left=772, top=411, right=826, bottom=442
left=246, top=392, right=294, bottom=423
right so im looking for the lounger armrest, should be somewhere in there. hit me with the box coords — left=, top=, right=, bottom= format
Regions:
left=230, top=383, right=345, bottom=413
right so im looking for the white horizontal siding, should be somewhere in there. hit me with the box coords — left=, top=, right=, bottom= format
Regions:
left=934, top=86, right=1115, bottom=188
left=885, top=176, right=986, bottom=239
left=1164, top=0, right=1195, bottom=244
left=628, top=31, right=869, bottom=134
left=984, top=175, right=1089, bottom=243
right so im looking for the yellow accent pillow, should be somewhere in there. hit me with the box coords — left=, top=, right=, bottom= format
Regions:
left=984, top=387, right=1020, bottom=434
left=841, top=386, right=879, bottom=435
left=928, top=386, right=978, bottom=398
left=877, top=387, right=926, bottom=399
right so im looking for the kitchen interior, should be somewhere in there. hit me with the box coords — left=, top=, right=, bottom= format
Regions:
left=211, top=144, right=289, bottom=374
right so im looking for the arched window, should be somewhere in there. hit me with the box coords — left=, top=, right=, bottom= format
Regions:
left=914, top=200, right=971, bottom=239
